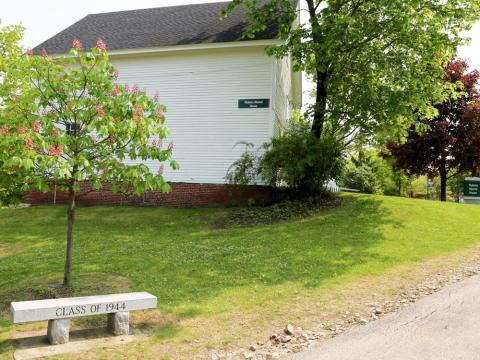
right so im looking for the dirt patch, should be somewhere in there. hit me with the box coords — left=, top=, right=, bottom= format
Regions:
left=13, top=328, right=145, bottom=360
left=0, top=244, right=21, bottom=259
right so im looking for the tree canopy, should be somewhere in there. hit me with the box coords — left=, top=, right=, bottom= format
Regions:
left=223, top=0, right=480, bottom=142
left=0, top=38, right=177, bottom=285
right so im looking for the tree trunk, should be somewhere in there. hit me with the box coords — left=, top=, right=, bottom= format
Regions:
left=305, top=0, right=327, bottom=139
left=63, top=188, right=76, bottom=287
left=439, top=159, right=447, bottom=202
left=312, top=70, right=328, bottom=139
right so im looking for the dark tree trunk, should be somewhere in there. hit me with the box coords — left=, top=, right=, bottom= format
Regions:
left=439, top=174, right=447, bottom=202
left=63, top=187, right=76, bottom=287
left=439, top=157, right=447, bottom=202
left=312, top=70, right=328, bottom=139
left=305, top=0, right=327, bottom=139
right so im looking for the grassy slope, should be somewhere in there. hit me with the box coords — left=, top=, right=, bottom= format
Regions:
left=1, top=193, right=480, bottom=358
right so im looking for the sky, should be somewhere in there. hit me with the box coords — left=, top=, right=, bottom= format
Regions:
left=1, top=0, right=480, bottom=101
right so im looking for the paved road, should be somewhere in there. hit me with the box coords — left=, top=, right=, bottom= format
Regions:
left=288, top=274, right=480, bottom=360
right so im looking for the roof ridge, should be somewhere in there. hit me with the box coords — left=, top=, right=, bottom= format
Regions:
left=86, top=1, right=231, bottom=17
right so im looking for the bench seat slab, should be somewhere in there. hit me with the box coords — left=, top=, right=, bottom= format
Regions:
left=10, top=292, right=157, bottom=323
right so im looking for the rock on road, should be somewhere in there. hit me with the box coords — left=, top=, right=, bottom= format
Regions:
left=287, top=274, right=480, bottom=360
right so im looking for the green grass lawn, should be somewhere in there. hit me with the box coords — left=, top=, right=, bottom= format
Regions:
left=1, top=193, right=480, bottom=358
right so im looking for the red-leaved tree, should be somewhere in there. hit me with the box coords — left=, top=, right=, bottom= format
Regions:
left=387, top=59, right=480, bottom=201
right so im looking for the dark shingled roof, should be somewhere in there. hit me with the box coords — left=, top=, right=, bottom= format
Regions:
left=33, top=1, right=279, bottom=54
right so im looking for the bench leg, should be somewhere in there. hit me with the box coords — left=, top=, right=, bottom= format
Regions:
left=47, top=319, right=70, bottom=345
left=107, top=312, right=129, bottom=335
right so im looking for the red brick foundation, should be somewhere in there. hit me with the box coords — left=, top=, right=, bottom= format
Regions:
left=25, top=182, right=274, bottom=208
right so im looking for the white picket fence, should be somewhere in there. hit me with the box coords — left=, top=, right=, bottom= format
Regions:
left=325, top=180, right=340, bottom=193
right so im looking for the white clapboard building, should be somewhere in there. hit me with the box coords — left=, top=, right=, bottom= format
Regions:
left=32, top=2, right=302, bottom=206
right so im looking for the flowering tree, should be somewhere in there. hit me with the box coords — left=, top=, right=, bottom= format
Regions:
left=0, top=39, right=177, bottom=287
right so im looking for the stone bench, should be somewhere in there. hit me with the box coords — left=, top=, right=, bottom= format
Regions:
left=10, top=292, right=157, bottom=345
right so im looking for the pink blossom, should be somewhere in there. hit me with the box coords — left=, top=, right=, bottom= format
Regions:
left=132, top=84, right=140, bottom=93
left=33, top=121, right=41, bottom=133
left=49, top=106, right=57, bottom=114
left=25, top=138, right=33, bottom=150
left=113, top=70, right=119, bottom=79
left=41, top=109, right=48, bottom=116
left=153, top=91, right=160, bottom=102
left=96, top=38, right=107, bottom=52
left=25, top=49, right=33, bottom=56
left=168, top=142, right=174, bottom=151
left=152, top=138, right=162, bottom=149
left=1, top=125, right=8, bottom=135
left=18, top=125, right=27, bottom=134
left=134, top=105, right=143, bottom=118
left=41, top=49, right=48, bottom=57
left=72, top=38, right=83, bottom=50
left=156, top=106, right=164, bottom=118
left=158, top=164, right=164, bottom=175
left=97, top=105, right=105, bottom=118
left=125, top=83, right=130, bottom=92
left=48, top=145, right=63, bottom=156
left=111, top=85, right=120, bottom=97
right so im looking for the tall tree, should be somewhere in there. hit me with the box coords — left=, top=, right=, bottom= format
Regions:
left=222, top=0, right=479, bottom=141
left=386, top=59, right=480, bottom=201
left=0, top=40, right=177, bottom=287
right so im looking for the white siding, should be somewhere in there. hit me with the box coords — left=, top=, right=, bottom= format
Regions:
left=272, top=56, right=293, bottom=137
left=112, top=46, right=275, bottom=184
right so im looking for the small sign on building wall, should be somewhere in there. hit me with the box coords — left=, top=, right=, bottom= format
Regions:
left=238, top=99, right=270, bottom=109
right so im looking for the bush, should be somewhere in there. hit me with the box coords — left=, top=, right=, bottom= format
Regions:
left=341, top=149, right=411, bottom=195
left=226, top=120, right=344, bottom=197
left=342, top=161, right=381, bottom=194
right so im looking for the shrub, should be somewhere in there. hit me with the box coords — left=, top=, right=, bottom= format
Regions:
left=341, top=149, right=411, bottom=195
left=342, top=161, right=381, bottom=194
left=226, top=120, right=344, bottom=197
